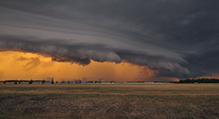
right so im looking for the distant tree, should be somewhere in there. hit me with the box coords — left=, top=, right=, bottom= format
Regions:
left=29, top=79, right=33, bottom=84
left=42, top=80, right=45, bottom=84
left=18, top=80, right=21, bottom=84
left=56, top=81, right=58, bottom=84
left=14, top=81, right=17, bottom=84
left=3, top=81, right=6, bottom=84
left=51, top=80, right=54, bottom=84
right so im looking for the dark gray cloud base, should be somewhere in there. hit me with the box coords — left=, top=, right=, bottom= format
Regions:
left=0, top=0, right=218, bottom=79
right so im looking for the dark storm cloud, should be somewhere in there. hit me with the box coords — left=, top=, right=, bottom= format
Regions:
left=0, top=0, right=218, bottom=79
left=0, top=36, right=121, bottom=65
left=51, top=55, right=91, bottom=66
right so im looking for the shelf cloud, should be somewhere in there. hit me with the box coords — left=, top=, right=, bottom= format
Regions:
left=0, top=0, right=218, bottom=79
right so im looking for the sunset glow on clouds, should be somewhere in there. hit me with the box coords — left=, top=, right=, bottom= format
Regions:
left=0, top=1, right=219, bottom=81
left=0, top=51, right=157, bottom=81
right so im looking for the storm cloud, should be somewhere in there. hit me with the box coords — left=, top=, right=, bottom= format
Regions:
left=0, top=0, right=218, bottom=79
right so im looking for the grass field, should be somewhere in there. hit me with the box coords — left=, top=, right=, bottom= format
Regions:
left=0, top=83, right=219, bottom=119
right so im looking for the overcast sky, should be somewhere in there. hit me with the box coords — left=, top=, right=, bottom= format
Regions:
left=0, top=0, right=219, bottom=79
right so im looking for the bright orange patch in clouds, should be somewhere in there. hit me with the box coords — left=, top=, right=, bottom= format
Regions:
left=0, top=51, right=156, bottom=81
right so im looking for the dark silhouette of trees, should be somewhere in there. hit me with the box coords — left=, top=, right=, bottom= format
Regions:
left=42, top=80, right=45, bottom=84
left=51, top=79, right=54, bottom=84
left=177, top=78, right=219, bottom=83
left=29, top=79, right=33, bottom=84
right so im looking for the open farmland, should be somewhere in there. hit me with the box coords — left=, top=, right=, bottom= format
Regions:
left=0, top=84, right=219, bottom=119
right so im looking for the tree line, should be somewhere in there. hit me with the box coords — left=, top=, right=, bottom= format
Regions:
left=172, top=78, right=219, bottom=83
left=2, top=79, right=47, bottom=84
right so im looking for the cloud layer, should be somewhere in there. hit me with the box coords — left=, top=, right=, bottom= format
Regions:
left=0, top=0, right=219, bottom=79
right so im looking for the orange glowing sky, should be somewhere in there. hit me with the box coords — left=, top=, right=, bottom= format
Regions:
left=0, top=51, right=160, bottom=81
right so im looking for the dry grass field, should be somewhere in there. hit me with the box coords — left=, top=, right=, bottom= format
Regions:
left=0, top=83, right=219, bottom=119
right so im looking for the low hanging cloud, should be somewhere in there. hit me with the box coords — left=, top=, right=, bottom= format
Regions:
left=51, top=55, right=91, bottom=66
left=17, top=56, right=41, bottom=70
left=0, top=0, right=219, bottom=79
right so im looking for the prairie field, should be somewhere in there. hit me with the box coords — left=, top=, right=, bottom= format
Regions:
left=0, top=83, right=219, bottom=119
